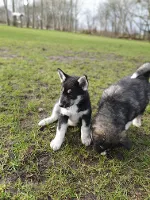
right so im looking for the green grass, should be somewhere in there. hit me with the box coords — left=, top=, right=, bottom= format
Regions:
left=0, top=25, right=150, bottom=200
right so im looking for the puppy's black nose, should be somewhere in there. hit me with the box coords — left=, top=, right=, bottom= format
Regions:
left=59, top=103, right=64, bottom=107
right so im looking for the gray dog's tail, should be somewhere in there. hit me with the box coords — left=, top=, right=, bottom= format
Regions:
left=131, top=63, right=150, bottom=80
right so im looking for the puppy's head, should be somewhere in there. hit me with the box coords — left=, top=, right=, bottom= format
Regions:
left=57, top=68, right=88, bottom=108
left=92, top=121, right=119, bottom=154
left=92, top=133, right=117, bottom=154
left=92, top=126, right=109, bottom=154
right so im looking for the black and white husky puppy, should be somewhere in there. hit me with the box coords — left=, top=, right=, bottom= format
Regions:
left=92, top=63, right=150, bottom=155
left=38, top=69, right=92, bottom=151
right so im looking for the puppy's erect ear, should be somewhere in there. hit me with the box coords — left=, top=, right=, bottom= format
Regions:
left=57, top=68, right=68, bottom=83
left=78, top=75, right=88, bottom=91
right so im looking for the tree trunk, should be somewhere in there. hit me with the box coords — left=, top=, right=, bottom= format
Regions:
left=27, top=1, right=30, bottom=28
left=45, top=0, right=49, bottom=29
left=24, top=0, right=30, bottom=28
left=32, top=0, right=35, bottom=28
left=20, top=15, right=23, bottom=28
left=52, top=0, right=56, bottom=30
left=63, top=0, right=67, bottom=31
left=12, top=0, right=17, bottom=26
left=40, top=0, right=43, bottom=29
left=69, top=0, right=73, bottom=31
left=74, top=0, right=78, bottom=32
left=3, top=0, right=10, bottom=26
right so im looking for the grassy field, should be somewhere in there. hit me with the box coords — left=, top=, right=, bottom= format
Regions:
left=0, top=25, right=150, bottom=200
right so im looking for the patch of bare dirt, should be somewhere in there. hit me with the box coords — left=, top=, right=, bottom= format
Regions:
left=48, top=52, right=124, bottom=64
left=0, top=48, right=18, bottom=59
left=20, top=150, right=52, bottom=182
left=49, top=55, right=83, bottom=63
left=19, top=116, right=35, bottom=130
left=5, top=149, right=53, bottom=184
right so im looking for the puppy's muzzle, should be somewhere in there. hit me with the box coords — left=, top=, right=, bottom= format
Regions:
left=59, top=102, right=69, bottom=108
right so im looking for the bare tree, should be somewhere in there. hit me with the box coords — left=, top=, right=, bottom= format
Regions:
left=84, top=10, right=93, bottom=31
left=96, top=0, right=137, bottom=37
left=69, top=0, right=73, bottom=31
left=133, top=0, right=150, bottom=40
left=40, top=0, right=43, bottom=29
left=45, top=0, right=50, bottom=29
left=12, top=0, right=17, bottom=26
left=3, top=0, right=10, bottom=25
left=32, top=0, right=35, bottom=28
left=24, top=0, right=30, bottom=28
left=74, top=0, right=80, bottom=32
left=97, top=2, right=110, bottom=32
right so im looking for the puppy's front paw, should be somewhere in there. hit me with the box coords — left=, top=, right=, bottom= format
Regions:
left=101, top=151, right=107, bottom=156
left=50, top=139, right=62, bottom=151
left=132, top=120, right=141, bottom=127
left=132, top=117, right=141, bottom=127
left=38, top=119, right=47, bottom=126
left=81, top=136, right=92, bottom=146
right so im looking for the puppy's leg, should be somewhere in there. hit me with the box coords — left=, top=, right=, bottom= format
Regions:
left=101, top=151, right=107, bottom=156
left=120, top=131, right=132, bottom=150
left=81, top=114, right=92, bottom=146
left=50, top=115, right=68, bottom=151
left=38, top=102, right=60, bottom=126
left=125, top=121, right=132, bottom=130
left=132, top=115, right=142, bottom=127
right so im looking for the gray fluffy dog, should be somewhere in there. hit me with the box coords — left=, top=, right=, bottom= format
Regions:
left=92, top=63, right=150, bottom=155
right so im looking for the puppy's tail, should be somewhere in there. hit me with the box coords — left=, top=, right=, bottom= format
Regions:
left=131, top=63, right=150, bottom=80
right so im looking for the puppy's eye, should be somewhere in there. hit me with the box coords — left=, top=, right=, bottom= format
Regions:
left=67, top=89, right=72, bottom=94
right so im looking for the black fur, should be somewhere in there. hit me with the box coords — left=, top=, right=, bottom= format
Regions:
left=58, top=114, right=69, bottom=129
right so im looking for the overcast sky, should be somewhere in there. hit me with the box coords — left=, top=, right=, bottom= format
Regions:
left=0, top=0, right=101, bottom=11
left=82, top=0, right=100, bottom=11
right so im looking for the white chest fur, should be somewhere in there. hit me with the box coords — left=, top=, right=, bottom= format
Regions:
left=61, top=105, right=88, bottom=126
